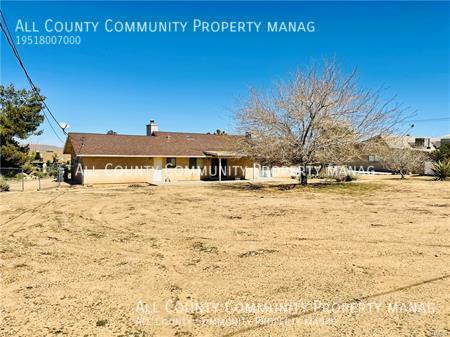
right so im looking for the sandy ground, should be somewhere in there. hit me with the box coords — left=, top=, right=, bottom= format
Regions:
left=0, top=176, right=449, bottom=337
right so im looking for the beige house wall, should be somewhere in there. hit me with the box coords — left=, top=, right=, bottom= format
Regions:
left=245, top=164, right=297, bottom=179
left=246, top=164, right=258, bottom=180
left=72, top=155, right=305, bottom=185
left=81, top=157, right=154, bottom=168
left=162, top=168, right=201, bottom=182
left=77, top=156, right=213, bottom=184
left=271, top=166, right=297, bottom=178
left=200, top=157, right=252, bottom=180
left=78, top=156, right=155, bottom=185
left=153, top=157, right=163, bottom=168
left=83, top=168, right=155, bottom=184
left=81, top=167, right=202, bottom=185
left=159, top=157, right=203, bottom=182
left=227, top=158, right=248, bottom=179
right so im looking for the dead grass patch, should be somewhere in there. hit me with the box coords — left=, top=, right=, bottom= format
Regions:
left=238, top=249, right=278, bottom=258
left=218, top=181, right=384, bottom=195
left=300, top=181, right=384, bottom=195
left=192, top=241, right=218, bottom=254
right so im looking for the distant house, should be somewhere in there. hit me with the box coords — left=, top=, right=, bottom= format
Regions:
left=28, top=144, right=71, bottom=170
left=441, top=134, right=450, bottom=146
left=350, top=135, right=442, bottom=173
left=63, top=120, right=296, bottom=184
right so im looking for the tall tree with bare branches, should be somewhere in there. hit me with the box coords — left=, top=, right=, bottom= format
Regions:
left=235, top=59, right=407, bottom=185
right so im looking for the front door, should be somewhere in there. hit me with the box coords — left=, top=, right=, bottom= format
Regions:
left=211, top=158, right=228, bottom=179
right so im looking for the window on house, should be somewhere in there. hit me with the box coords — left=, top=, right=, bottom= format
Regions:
left=415, top=138, right=425, bottom=148
left=368, top=155, right=380, bottom=162
left=166, top=157, right=176, bottom=168
left=189, top=158, right=197, bottom=169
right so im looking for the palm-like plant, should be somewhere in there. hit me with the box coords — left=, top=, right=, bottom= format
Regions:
left=432, top=160, right=450, bottom=181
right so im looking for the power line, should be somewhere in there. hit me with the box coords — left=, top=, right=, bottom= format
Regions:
left=0, top=20, right=65, bottom=144
left=404, top=117, right=450, bottom=123
left=0, top=10, right=66, bottom=143
left=0, top=11, right=21, bottom=61
left=0, top=12, right=66, bottom=139
left=42, top=113, right=65, bottom=143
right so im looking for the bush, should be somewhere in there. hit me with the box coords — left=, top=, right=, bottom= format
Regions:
left=15, top=172, right=33, bottom=180
left=432, top=160, right=450, bottom=181
left=16, top=172, right=26, bottom=181
left=21, top=162, right=34, bottom=174
left=431, top=144, right=450, bottom=162
left=32, top=170, right=46, bottom=178
left=46, top=165, right=58, bottom=177
left=0, top=176, right=10, bottom=192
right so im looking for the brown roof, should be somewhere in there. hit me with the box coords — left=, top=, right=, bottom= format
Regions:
left=64, top=132, right=243, bottom=157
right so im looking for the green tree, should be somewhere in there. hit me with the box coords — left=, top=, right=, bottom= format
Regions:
left=207, top=129, right=227, bottom=135
left=45, top=152, right=61, bottom=177
left=106, top=130, right=117, bottom=135
left=0, top=85, right=45, bottom=168
left=431, top=144, right=450, bottom=163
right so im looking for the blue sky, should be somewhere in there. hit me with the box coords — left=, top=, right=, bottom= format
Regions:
left=1, top=1, right=449, bottom=146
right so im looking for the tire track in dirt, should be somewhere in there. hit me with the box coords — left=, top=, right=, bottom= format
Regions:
left=291, top=237, right=450, bottom=249
left=0, top=192, right=66, bottom=238
left=50, top=238, right=191, bottom=337
left=221, top=274, right=450, bottom=337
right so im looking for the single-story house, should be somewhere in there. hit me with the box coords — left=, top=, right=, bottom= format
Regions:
left=349, top=135, right=441, bottom=174
left=63, top=120, right=295, bottom=184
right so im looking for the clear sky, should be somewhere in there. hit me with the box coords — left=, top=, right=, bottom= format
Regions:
left=1, top=1, right=449, bottom=146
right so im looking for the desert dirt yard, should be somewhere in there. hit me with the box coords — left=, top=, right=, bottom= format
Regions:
left=0, top=175, right=449, bottom=337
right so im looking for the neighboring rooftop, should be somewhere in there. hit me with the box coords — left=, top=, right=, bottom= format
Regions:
left=372, top=135, right=442, bottom=151
left=28, top=144, right=64, bottom=153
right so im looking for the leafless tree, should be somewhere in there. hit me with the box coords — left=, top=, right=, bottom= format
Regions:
left=235, top=59, right=407, bottom=184
left=379, top=147, right=427, bottom=179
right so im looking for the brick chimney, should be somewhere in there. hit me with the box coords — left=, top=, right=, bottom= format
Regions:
left=146, top=120, right=158, bottom=136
